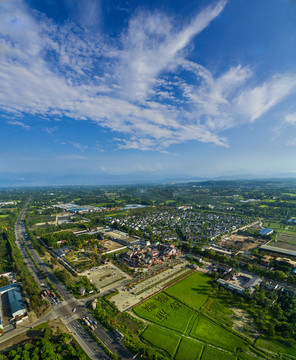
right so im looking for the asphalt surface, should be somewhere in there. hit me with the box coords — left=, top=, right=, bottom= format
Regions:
left=13, top=199, right=133, bottom=360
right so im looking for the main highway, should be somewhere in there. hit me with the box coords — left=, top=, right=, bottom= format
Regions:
left=14, top=199, right=133, bottom=360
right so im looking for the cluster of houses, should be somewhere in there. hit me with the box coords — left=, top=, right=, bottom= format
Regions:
left=110, top=209, right=249, bottom=244
left=122, top=243, right=178, bottom=269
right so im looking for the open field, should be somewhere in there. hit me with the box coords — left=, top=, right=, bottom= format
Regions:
left=263, top=221, right=286, bottom=231
left=164, top=271, right=212, bottom=310
left=200, top=297, right=233, bottom=327
left=268, top=232, right=296, bottom=252
left=255, top=338, right=296, bottom=358
left=201, top=346, right=236, bottom=360
left=174, top=338, right=204, bottom=360
left=133, top=271, right=264, bottom=359
left=189, top=315, right=246, bottom=352
left=141, top=324, right=181, bottom=357
left=133, top=292, right=194, bottom=332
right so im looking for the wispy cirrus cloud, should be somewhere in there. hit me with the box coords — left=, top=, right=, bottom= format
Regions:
left=7, top=120, right=30, bottom=129
left=68, top=141, right=88, bottom=150
left=234, top=74, right=296, bottom=122
left=286, top=139, right=296, bottom=147
left=119, top=0, right=227, bottom=102
left=1, top=0, right=296, bottom=151
left=56, top=154, right=87, bottom=160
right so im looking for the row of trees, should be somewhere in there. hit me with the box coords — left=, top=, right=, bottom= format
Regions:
left=53, top=268, right=97, bottom=297
left=0, top=326, right=89, bottom=360
left=1, top=214, right=48, bottom=316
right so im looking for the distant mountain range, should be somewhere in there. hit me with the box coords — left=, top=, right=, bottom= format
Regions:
left=0, top=171, right=296, bottom=187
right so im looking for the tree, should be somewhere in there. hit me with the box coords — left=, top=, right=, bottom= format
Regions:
left=273, top=270, right=286, bottom=282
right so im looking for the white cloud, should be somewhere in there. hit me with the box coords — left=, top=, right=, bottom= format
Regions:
left=286, top=139, right=296, bottom=147
left=56, top=154, right=87, bottom=160
left=44, top=127, right=57, bottom=134
left=68, top=142, right=88, bottom=150
left=7, top=120, right=30, bottom=129
left=119, top=0, right=227, bottom=102
left=234, top=74, right=296, bottom=122
left=0, top=0, right=296, bottom=151
left=285, top=112, right=296, bottom=125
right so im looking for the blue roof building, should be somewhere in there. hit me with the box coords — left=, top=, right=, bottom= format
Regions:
left=260, top=228, right=274, bottom=236
left=0, top=284, right=26, bottom=322
left=7, top=288, right=26, bottom=318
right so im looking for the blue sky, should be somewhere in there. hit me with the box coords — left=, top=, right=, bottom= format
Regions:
left=1, top=0, right=296, bottom=184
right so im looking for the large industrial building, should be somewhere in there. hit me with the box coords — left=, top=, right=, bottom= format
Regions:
left=0, top=284, right=27, bottom=329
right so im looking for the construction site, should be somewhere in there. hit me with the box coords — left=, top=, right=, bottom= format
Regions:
left=218, top=234, right=267, bottom=254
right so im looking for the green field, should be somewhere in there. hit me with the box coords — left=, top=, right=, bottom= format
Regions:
left=165, top=271, right=212, bottom=310
left=200, top=297, right=233, bottom=327
left=174, top=338, right=204, bottom=360
left=201, top=346, right=236, bottom=360
left=134, top=271, right=272, bottom=360
left=190, top=315, right=246, bottom=352
left=141, top=325, right=181, bottom=357
left=263, top=221, right=283, bottom=229
left=256, top=338, right=296, bottom=358
left=133, top=293, right=194, bottom=332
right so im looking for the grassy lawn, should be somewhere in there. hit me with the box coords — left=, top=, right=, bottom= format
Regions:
left=263, top=221, right=284, bottom=230
left=201, top=297, right=233, bottom=327
left=133, top=293, right=194, bottom=332
left=174, top=338, right=204, bottom=360
left=201, top=346, right=236, bottom=360
left=165, top=271, right=212, bottom=310
left=190, top=315, right=246, bottom=352
left=141, top=324, right=181, bottom=357
left=236, top=354, right=267, bottom=360
left=256, top=337, right=296, bottom=358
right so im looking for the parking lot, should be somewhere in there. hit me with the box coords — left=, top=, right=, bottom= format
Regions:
left=81, top=263, right=131, bottom=293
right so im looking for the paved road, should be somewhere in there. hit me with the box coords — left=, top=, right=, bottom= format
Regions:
left=13, top=199, right=133, bottom=360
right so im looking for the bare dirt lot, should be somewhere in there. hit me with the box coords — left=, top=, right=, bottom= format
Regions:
left=99, top=239, right=125, bottom=252
left=232, top=308, right=260, bottom=341
left=219, top=234, right=265, bottom=252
